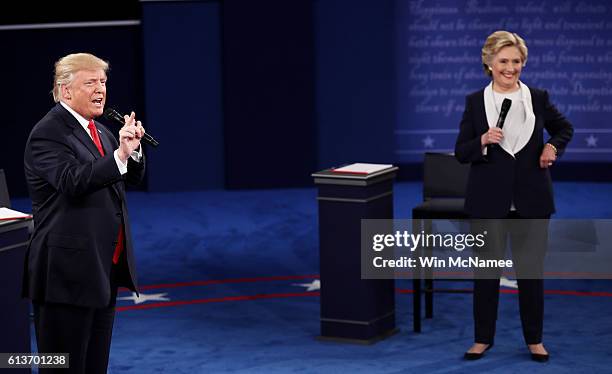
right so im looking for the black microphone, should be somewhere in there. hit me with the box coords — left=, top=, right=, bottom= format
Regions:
left=103, top=108, right=159, bottom=147
left=495, top=98, right=512, bottom=129
left=486, top=98, right=512, bottom=157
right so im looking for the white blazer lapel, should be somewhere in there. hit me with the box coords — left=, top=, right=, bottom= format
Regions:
left=484, top=82, right=514, bottom=157
left=513, top=81, right=536, bottom=154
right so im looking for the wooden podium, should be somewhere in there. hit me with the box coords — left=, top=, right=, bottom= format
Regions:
left=0, top=218, right=33, bottom=373
left=312, top=166, right=398, bottom=343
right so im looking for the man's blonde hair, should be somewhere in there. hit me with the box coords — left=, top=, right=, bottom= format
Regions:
left=481, top=31, right=528, bottom=77
left=52, top=53, right=109, bottom=102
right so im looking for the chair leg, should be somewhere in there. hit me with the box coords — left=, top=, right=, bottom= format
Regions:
left=413, top=277, right=421, bottom=333
left=425, top=278, right=433, bottom=318
left=424, top=218, right=434, bottom=319
left=412, top=217, right=423, bottom=332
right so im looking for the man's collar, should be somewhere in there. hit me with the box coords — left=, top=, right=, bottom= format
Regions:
left=59, top=101, right=90, bottom=129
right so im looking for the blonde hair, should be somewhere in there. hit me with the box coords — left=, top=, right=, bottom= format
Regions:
left=481, top=31, right=528, bottom=77
left=52, top=53, right=109, bottom=102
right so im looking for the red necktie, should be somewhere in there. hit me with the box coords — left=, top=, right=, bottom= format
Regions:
left=87, top=120, right=125, bottom=264
left=87, top=120, right=105, bottom=156
left=113, top=226, right=125, bottom=265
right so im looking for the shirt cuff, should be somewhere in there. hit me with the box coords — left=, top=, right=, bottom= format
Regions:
left=131, top=145, right=143, bottom=162
left=114, top=149, right=128, bottom=175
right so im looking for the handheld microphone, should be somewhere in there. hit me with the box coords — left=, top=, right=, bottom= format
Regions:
left=495, top=98, right=512, bottom=129
left=486, top=98, right=512, bottom=157
left=103, top=108, right=159, bottom=147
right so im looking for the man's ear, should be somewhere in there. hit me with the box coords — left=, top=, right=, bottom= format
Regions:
left=62, top=84, right=71, bottom=100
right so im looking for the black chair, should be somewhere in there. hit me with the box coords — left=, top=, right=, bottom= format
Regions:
left=411, top=153, right=470, bottom=332
left=0, top=169, right=10, bottom=208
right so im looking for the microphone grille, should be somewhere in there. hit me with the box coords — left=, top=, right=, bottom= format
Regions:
left=103, top=108, right=123, bottom=121
left=501, top=98, right=512, bottom=111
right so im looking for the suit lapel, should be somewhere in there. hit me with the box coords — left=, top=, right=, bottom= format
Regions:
left=55, top=104, right=103, bottom=159
left=96, top=122, right=115, bottom=157
left=73, top=126, right=103, bottom=159
left=55, top=105, right=125, bottom=200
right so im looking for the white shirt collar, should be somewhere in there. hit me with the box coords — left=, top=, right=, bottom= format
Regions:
left=59, top=101, right=94, bottom=136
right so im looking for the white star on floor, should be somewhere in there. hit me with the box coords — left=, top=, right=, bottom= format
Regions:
left=585, top=134, right=598, bottom=147
left=422, top=135, right=435, bottom=148
left=117, top=292, right=170, bottom=305
left=500, top=276, right=518, bottom=289
left=293, top=279, right=320, bottom=291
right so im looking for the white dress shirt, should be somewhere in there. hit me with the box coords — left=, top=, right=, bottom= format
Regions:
left=492, top=89, right=524, bottom=154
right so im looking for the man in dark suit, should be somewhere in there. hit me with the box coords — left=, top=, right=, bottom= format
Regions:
left=23, top=53, right=145, bottom=373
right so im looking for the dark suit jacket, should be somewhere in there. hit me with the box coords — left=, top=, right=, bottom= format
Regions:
left=455, top=86, right=573, bottom=218
left=23, top=103, right=145, bottom=308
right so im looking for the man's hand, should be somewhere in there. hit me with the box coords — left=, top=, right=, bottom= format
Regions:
left=539, top=144, right=557, bottom=169
left=118, top=111, right=145, bottom=163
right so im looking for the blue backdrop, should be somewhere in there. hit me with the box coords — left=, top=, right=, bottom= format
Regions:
left=2, top=0, right=612, bottom=198
left=396, top=0, right=612, bottom=162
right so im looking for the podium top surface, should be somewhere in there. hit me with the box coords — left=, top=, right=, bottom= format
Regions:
left=312, top=166, right=398, bottom=186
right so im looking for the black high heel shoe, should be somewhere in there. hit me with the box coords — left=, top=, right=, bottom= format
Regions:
left=530, top=353, right=549, bottom=362
left=463, top=343, right=493, bottom=360
left=528, top=344, right=549, bottom=362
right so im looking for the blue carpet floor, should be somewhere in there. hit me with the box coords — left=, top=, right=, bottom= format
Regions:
left=11, top=182, right=612, bottom=373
